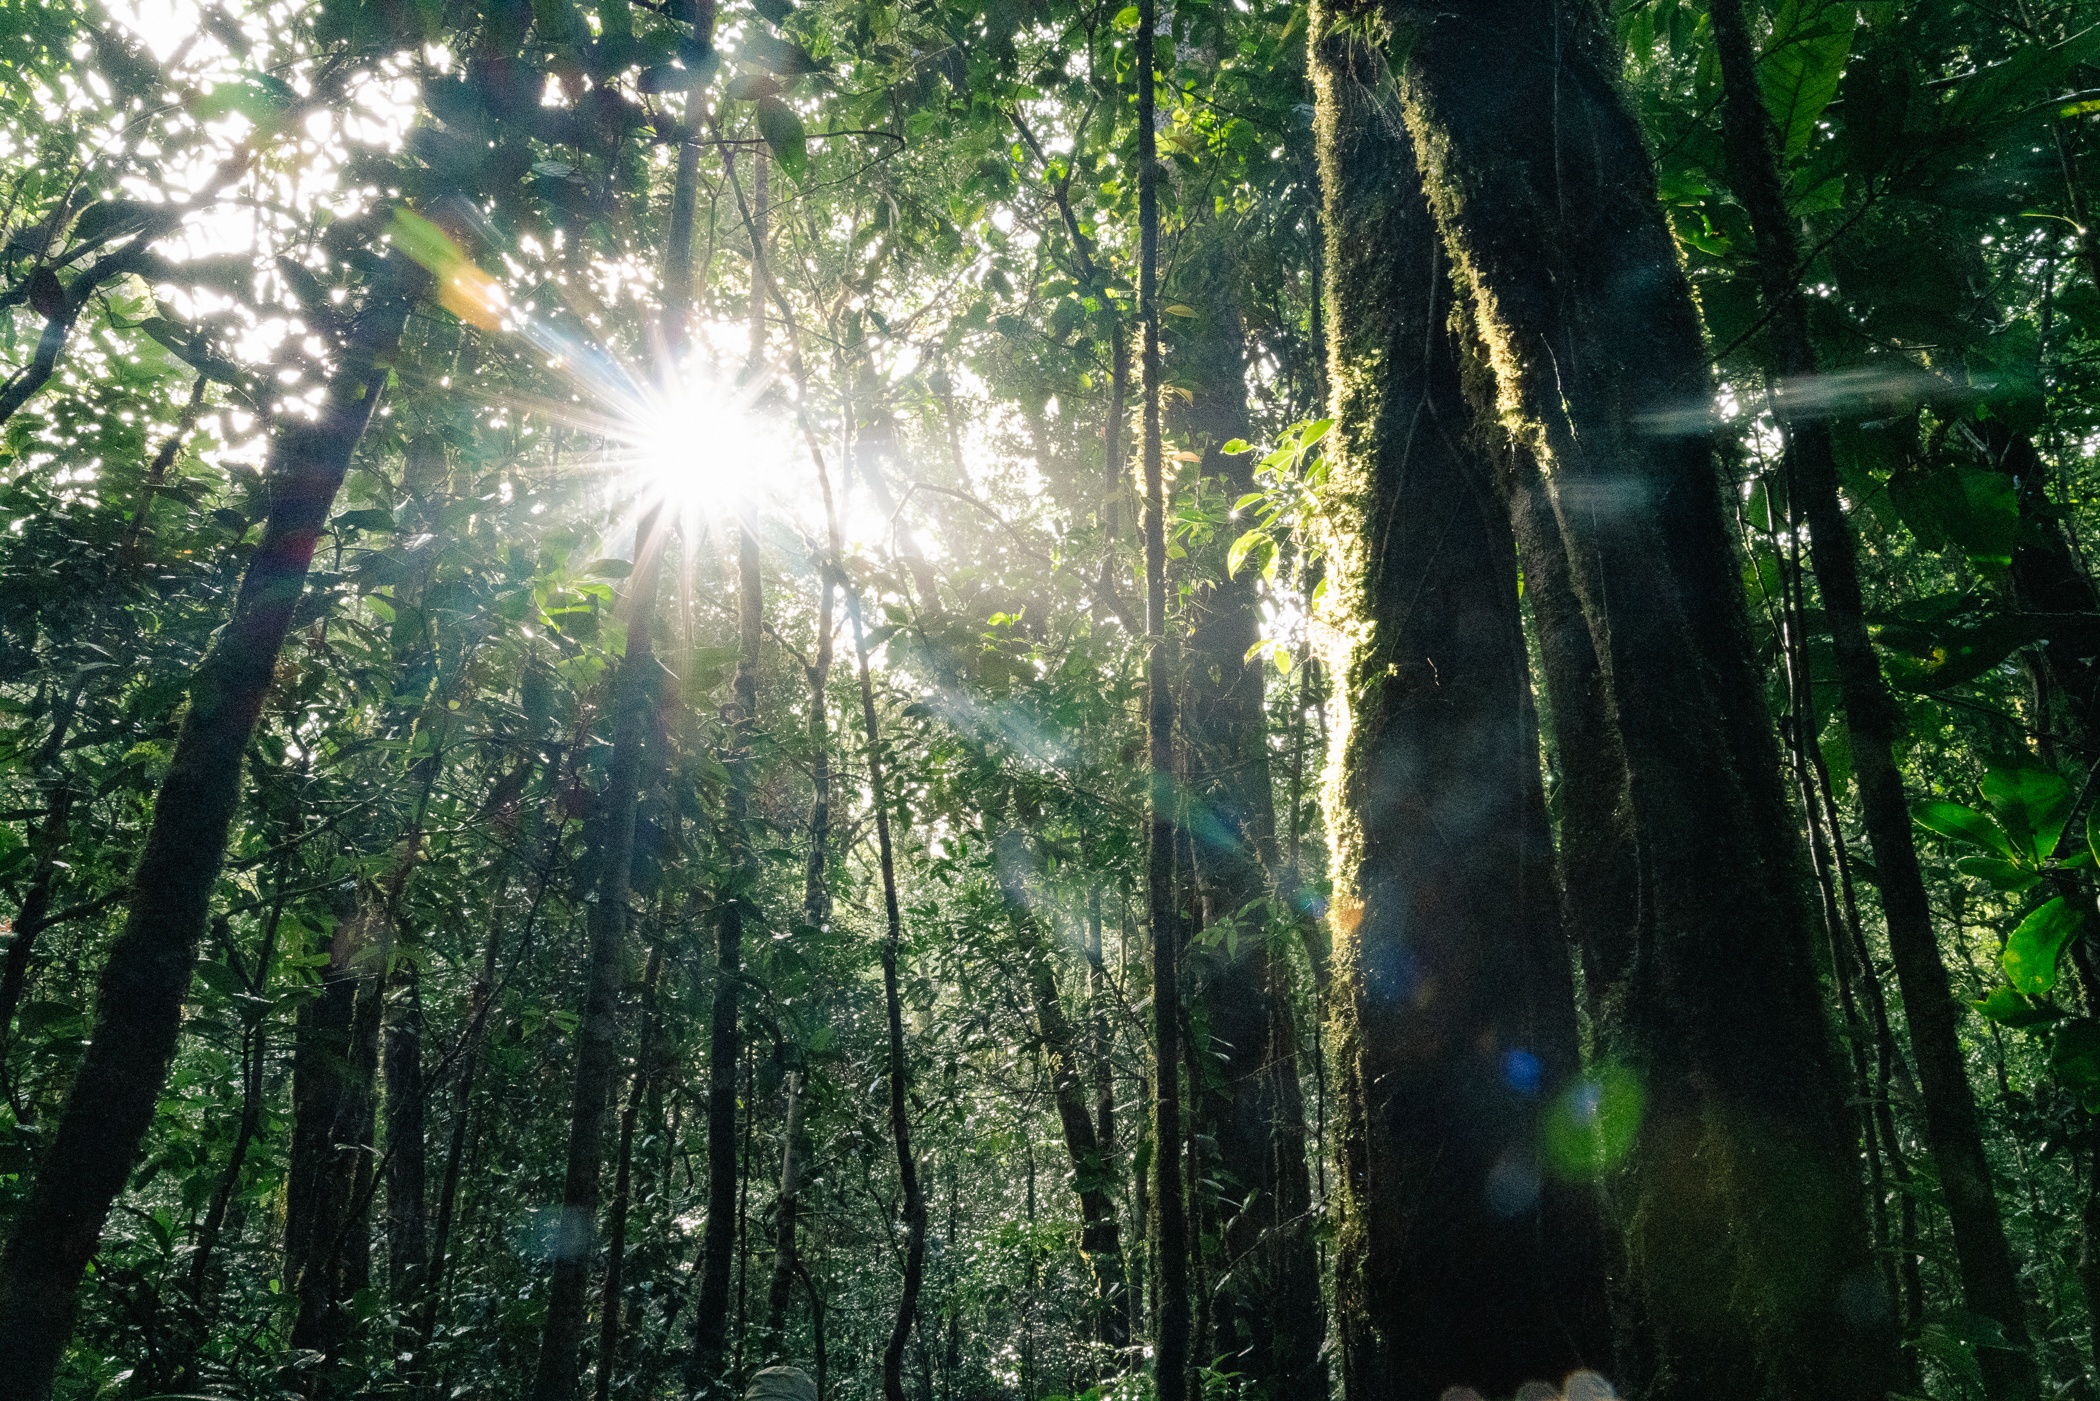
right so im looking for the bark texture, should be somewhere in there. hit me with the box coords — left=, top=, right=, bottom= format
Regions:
left=1136, top=0, right=1190, bottom=1394
left=1308, top=17, right=1609, bottom=1399
left=285, top=925, right=368, bottom=1371
left=1382, top=1, right=1904, bottom=1396
left=385, top=962, right=429, bottom=1311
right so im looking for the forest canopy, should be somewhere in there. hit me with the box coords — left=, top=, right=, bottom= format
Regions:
left=0, top=0, right=2095, bottom=1399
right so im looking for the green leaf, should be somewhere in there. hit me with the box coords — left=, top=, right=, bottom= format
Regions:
left=754, top=97, right=808, bottom=181
left=1758, top=0, right=1856, bottom=158
left=726, top=72, right=785, bottom=101
left=193, top=961, right=247, bottom=998
left=1227, top=529, right=1273, bottom=580
left=1164, top=304, right=1197, bottom=318
left=2053, top=1019, right=2100, bottom=1108
left=1221, top=439, right=1252, bottom=455
left=1113, top=4, right=1139, bottom=25
left=1983, top=764, right=2075, bottom=863
left=1879, top=610, right=2048, bottom=692
left=740, top=29, right=822, bottom=76
left=639, top=63, right=710, bottom=94
left=1914, top=800, right=2018, bottom=859
left=1973, top=986, right=2062, bottom=1028
left=2003, top=897, right=2083, bottom=995
left=331, top=507, right=396, bottom=534
left=1888, top=466, right=2019, bottom=573
left=1954, top=855, right=2041, bottom=893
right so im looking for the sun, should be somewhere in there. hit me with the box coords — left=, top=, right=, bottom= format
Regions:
left=617, top=375, right=791, bottom=531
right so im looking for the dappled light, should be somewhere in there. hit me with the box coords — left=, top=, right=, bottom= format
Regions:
left=0, top=0, right=2094, bottom=1399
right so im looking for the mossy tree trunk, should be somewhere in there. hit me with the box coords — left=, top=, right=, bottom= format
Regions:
left=1384, top=0, right=1903, bottom=1396
left=1307, top=12, right=1610, bottom=1399
left=1136, top=0, right=1190, bottom=1394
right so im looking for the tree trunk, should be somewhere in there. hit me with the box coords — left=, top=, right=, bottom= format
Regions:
left=597, top=936, right=667, bottom=1401
left=0, top=684, right=81, bottom=1043
left=385, top=962, right=430, bottom=1316
left=1168, top=233, right=1323, bottom=1399
left=846, top=584, right=926, bottom=1401
left=529, top=507, right=665, bottom=1401
left=747, top=156, right=768, bottom=368
left=1383, top=0, right=1903, bottom=1395
left=1135, top=1, right=1189, bottom=1395
left=689, top=523, right=763, bottom=1397
left=1706, top=6, right=2035, bottom=1396
left=1105, top=320, right=1129, bottom=541
left=419, top=769, right=545, bottom=1351
left=1497, top=446, right=1641, bottom=1004
left=1307, top=19, right=1610, bottom=1399
left=288, top=822, right=419, bottom=1387
left=0, top=264, right=416, bottom=1401
left=286, top=936, right=364, bottom=1372
left=1085, top=883, right=1129, bottom=1350
left=761, top=1068, right=806, bottom=1363
left=664, top=134, right=705, bottom=353
left=803, top=577, right=835, bottom=931
left=994, top=830, right=1129, bottom=1351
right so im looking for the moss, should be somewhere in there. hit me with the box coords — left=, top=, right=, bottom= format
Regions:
left=1309, top=5, right=1610, bottom=1392
left=1381, top=3, right=1902, bottom=1397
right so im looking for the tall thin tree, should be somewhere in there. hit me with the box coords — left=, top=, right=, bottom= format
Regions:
left=1135, top=1, right=1189, bottom=1396
left=844, top=579, right=927, bottom=1401
left=529, top=506, right=666, bottom=1401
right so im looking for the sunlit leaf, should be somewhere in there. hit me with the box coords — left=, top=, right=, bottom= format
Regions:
left=755, top=96, right=808, bottom=180
left=1758, top=0, right=1855, bottom=158
left=2003, top=897, right=2082, bottom=995
left=1953, top=855, right=2040, bottom=893
left=1982, top=764, right=2075, bottom=863
left=1973, top=986, right=2061, bottom=1028
left=1227, top=530, right=1273, bottom=580
left=1914, top=800, right=2018, bottom=859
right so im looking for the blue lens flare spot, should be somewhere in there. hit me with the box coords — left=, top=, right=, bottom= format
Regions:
left=1502, top=1048, right=1542, bottom=1095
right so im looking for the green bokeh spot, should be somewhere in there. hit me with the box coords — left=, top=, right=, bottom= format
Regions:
left=1545, top=1061, right=1644, bottom=1181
